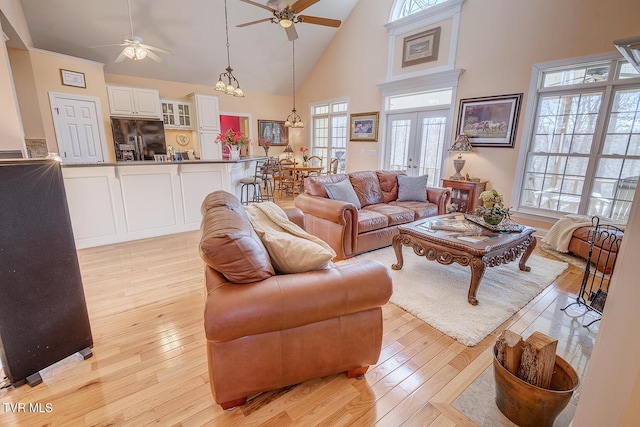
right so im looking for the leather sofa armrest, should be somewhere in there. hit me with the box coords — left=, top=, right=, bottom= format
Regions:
left=427, top=187, right=451, bottom=215
left=294, top=193, right=358, bottom=225
left=204, top=260, right=392, bottom=342
left=283, top=207, right=305, bottom=229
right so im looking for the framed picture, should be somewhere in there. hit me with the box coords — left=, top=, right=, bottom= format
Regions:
left=60, top=69, right=86, bottom=88
left=456, top=93, right=523, bottom=148
left=402, top=27, right=441, bottom=68
left=350, top=112, right=379, bottom=142
left=257, top=120, right=288, bottom=146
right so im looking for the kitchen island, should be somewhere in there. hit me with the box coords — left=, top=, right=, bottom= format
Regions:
left=62, top=157, right=266, bottom=248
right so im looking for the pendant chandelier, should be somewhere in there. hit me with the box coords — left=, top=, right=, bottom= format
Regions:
left=215, top=0, right=244, bottom=97
left=284, top=41, right=304, bottom=128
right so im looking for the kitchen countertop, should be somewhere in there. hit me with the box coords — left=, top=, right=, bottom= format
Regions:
left=61, top=156, right=268, bottom=167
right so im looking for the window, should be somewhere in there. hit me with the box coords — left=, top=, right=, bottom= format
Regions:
left=518, top=58, right=640, bottom=222
left=310, top=100, right=348, bottom=173
left=391, top=0, right=450, bottom=20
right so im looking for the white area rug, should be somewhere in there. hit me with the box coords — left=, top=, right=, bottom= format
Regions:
left=348, top=247, right=568, bottom=346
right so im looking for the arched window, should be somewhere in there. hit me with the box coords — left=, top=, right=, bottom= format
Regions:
left=391, top=0, right=449, bottom=21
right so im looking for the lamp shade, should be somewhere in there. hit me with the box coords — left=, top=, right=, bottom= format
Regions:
left=284, top=145, right=294, bottom=153
left=449, top=134, right=473, bottom=152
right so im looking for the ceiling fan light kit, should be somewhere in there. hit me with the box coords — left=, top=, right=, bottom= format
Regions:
left=92, top=0, right=170, bottom=63
left=215, top=0, right=244, bottom=97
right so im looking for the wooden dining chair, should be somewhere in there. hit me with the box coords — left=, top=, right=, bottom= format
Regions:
left=306, top=156, right=323, bottom=176
left=327, top=158, right=339, bottom=175
left=276, top=159, right=296, bottom=197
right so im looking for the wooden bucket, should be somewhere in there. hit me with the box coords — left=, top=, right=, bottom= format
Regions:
left=493, top=346, right=579, bottom=427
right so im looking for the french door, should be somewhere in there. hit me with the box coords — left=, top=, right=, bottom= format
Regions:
left=385, top=110, right=449, bottom=187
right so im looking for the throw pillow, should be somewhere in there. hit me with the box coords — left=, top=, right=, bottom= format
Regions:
left=397, top=174, right=428, bottom=202
left=324, top=178, right=362, bottom=209
left=257, top=229, right=334, bottom=274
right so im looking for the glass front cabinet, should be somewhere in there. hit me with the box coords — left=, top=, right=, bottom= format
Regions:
left=161, top=99, right=192, bottom=129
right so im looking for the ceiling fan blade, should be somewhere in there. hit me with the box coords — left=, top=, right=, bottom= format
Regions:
left=298, top=15, right=341, bottom=28
left=290, top=0, right=320, bottom=13
left=115, top=50, right=128, bottom=63
left=239, top=0, right=276, bottom=12
left=237, top=17, right=273, bottom=28
left=140, top=44, right=171, bottom=54
left=145, top=50, right=164, bottom=63
left=285, top=24, right=298, bottom=41
left=91, top=43, right=127, bottom=48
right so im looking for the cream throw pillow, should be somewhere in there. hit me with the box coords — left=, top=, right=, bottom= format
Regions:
left=244, top=202, right=336, bottom=274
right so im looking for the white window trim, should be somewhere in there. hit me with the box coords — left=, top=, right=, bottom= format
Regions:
left=385, top=0, right=465, bottom=82
left=511, top=50, right=637, bottom=219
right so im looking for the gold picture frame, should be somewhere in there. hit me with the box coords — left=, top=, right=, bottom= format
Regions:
left=402, top=27, right=441, bottom=68
left=349, top=112, right=379, bottom=142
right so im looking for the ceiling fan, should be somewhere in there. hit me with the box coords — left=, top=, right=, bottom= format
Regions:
left=237, top=0, right=341, bottom=41
left=92, top=0, right=170, bottom=63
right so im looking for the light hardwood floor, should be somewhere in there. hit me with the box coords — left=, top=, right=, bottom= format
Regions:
left=0, top=196, right=583, bottom=426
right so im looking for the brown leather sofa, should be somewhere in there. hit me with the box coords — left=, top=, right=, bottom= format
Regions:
left=199, top=191, right=393, bottom=409
left=294, top=170, right=450, bottom=260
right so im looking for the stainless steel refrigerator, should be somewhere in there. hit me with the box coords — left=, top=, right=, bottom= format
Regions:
left=111, top=118, right=167, bottom=161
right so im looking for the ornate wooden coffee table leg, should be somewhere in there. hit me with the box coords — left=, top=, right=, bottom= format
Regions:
left=467, top=256, right=486, bottom=305
left=519, top=234, right=537, bottom=272
left=391, top=234, right=404, bottom=270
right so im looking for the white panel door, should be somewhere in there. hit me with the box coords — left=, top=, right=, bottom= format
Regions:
left=51, top=94, right=105, bottom=163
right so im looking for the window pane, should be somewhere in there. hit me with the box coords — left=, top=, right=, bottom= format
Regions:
left=542, top=64, right=610, bottom=88
left=387, top=89, right=453, bottom=110
left=314, top=105, right=329, bottom=115
left=389, top=119, right=411, bottom=171
left=332, top=102, right=347, bottom=113
left=418, top=116, right=447, bottom=187
left=397, top=0, right=448, bottom=19
left=617, top=61, right=640, bottom=80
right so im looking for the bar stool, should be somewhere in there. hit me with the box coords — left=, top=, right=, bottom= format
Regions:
left=239, top=161, right=264, bottom=205
left=257, top=158, right=276, bottom=202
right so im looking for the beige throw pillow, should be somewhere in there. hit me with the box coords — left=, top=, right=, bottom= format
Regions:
left=244, top=202, right=336, bottom=274
left=257, top=229, right=334, bottom=274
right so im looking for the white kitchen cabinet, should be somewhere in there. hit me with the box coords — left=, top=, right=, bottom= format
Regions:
left=107, top=85, right=161, bottom=118
left=161, top=99, right=192, bottom=129
left=189, top=93, right=221, bottom=159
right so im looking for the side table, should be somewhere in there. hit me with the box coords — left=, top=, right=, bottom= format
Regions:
left=441, top=179, right=488, bottom=213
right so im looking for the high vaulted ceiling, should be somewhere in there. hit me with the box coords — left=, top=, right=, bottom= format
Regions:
left=16, top=0, right=359, bottom=96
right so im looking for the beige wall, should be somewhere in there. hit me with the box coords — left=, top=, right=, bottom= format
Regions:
left=0, top=0, right=32, bottom=48
left=7, top=48, right=43, bottom=139
left=0, top=20, right=24, bottom=153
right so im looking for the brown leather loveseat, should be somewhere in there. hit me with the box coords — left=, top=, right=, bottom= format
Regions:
left=294, top=170, right=450, bottom=260
left=199, top=191, right=393, bottom=409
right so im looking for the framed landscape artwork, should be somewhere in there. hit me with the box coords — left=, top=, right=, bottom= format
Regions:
left=257, top=120, right=288, bottom=146
left=456, top=93, right=523, bottom=147
left=349, top=112, right=379, bottom=141
left=402, top=27, right=441, bottom=68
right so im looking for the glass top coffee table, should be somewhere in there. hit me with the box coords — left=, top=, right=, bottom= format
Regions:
left=392, top=214, right=536, bottom=305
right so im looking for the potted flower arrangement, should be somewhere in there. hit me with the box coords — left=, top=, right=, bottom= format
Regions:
left=478, top=189, right=510, bottom=225
left=299, top=146, right=309, bottom=165
left=259, top=138, right=272, bottom=157
left=215, top=129, right=250, bottom=160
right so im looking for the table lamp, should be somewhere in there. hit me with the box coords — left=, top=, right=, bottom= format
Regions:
left=284, top=144, right=294, bottom=160
left=449, top=134, right=473, bottom=179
